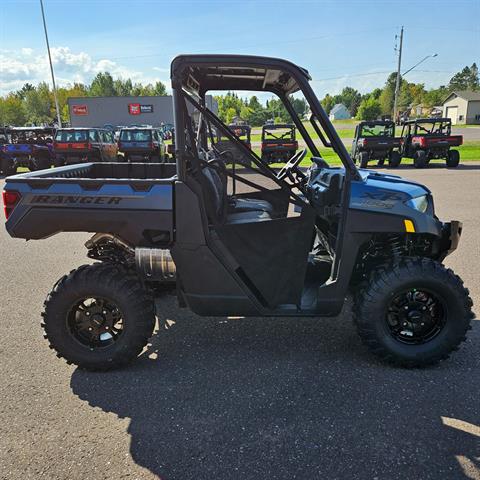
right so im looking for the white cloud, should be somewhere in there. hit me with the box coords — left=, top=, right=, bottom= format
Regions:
left=0, top=46, right=156, bottom=94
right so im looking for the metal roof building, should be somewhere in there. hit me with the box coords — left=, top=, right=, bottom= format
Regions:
left=68, top=95, right=217, bottom=128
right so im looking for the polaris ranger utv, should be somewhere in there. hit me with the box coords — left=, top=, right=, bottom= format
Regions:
left=400, top=118, right=463, bottom=168
left=3, top=55, right=473, bottom=371
left=117, top=127, right=167, bottom=162
left=261, top=123, right=298, bottom=163
left=1, top=127, right=55, bottom=175
left=351, top=120, right=401, bottom=168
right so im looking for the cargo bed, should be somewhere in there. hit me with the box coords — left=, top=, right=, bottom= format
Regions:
left=3, top=162, right=177, bottom=246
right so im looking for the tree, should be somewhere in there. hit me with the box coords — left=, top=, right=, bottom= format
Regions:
left=321, top=94, right=335, bottom=114
left=356, top=97, right=381, bottom=121
left=225, top=107, right=237, bottom=124
left=379, top=72, right=400, bottom=115
left=338, top=87, right=361, bottom=116
left=448, top=63, right=479, bottom=91
left=152, top=81, right=167, bottom=96
left=89, top=72, right=115, bottom=96
left=23, top=83, right=53, bottom=124
left=0, top=94, right=26, bottom=125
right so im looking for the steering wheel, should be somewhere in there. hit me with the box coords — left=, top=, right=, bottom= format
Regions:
left=276, top=148, right=307, bottom=181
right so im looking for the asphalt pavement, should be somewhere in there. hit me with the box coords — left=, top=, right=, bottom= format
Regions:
left=0, top=163, right=479, bottom=480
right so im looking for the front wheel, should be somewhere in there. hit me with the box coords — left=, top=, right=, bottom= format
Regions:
left=42, top=263, right=156, bottom=371
left=353, top=258, right=474, bottom=367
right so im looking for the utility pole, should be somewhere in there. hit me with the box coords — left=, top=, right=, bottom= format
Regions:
left=393, top=26, right=404, bottom=124
left=40, top=0, right=62, bottom=127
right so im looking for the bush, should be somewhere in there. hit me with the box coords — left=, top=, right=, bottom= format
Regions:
left=356, top=97, right=382, bottom=121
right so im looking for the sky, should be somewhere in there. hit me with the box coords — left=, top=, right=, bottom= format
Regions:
left=0, top=0, right=479, bottom=100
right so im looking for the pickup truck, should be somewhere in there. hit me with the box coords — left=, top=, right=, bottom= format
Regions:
left=400, top=118, right=463, bottom=168
left=351, top=120, right=401, bottom=168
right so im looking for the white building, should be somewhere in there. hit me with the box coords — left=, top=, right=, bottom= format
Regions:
left=442, top=91, right=480, bottom=125
left=329, top=103, right=351, bottom=121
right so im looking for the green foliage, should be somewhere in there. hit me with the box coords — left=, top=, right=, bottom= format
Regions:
left=23, top=82, right=53, bottom=124
left=448, top=63, right=479, bottom=91
left=0, top=94, right=26, bottom=125
left=356, top=96, right=381, bottom=120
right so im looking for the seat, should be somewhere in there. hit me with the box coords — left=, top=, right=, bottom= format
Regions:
left=228, top=197, right=273, bottom=214
left=200, top=164, right=273, bottom=224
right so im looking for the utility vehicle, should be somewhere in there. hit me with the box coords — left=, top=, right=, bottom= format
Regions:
left=261, top=123, right=298, bottom=163
left=215, top=123, right=252, bottom=166
left=1, top=127, right=55, bottom=175
left=3, top=55, right=473, bottom=371
left=117, top=127, right=167, bottom=162
left=351, top=120, right=401, bottom=168
left=53, top=128, right=117, bottom=166
left=400, top=118, right=463, bottom=168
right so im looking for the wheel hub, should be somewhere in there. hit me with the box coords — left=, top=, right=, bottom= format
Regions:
left=67, top=297, right=124, bottom=348
left=387, top=289, right=445, bottom=344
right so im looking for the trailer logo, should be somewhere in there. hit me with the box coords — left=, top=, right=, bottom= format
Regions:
left=72, top=105, right=88, bottom=115
left=31, top=195, right=123, bottom=205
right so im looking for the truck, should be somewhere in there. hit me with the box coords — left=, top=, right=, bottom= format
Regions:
left=400, top=118, right=463, bottom=168
left=3, top=54, right=473, bottom=371
left=351, top=120, right=401, bottom=168
left=1, top=127, right=55, bottom=175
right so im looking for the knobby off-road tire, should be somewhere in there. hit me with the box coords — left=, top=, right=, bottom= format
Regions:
left=414, top=150, right=427, bottom=168
left=359, top=151, right=369, bottom=169
left=42, top=263, right=156, bottom=371
left=388, top=150, right=401, bottom=168
left=446, top=149, right=460, bottom=168
left=0, top=157, right=15, bottom=176
left=353, top=257, right=474, bottom=367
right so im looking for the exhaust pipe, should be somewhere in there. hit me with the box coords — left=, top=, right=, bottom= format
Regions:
left=135, top=248, right=176, bottom=282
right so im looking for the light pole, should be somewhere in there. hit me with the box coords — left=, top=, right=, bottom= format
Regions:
left=402, top=53, right=438, bottom=77
left=39, top=0, right=62, bottom=127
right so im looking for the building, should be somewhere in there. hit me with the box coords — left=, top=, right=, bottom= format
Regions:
left=328, top=103, right=351, bottom=121
left=68, top=95, right=217, bottom=128
left=442, top=91, right=480, bottom=125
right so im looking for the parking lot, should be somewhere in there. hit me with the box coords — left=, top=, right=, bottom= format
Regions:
left=0, top=164, right=479, bottom=480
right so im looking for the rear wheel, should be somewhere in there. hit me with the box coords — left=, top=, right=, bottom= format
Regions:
left=353, top=258, right=474, bottom=367
left=31, top=155, right=51, bottom=171
left=1, top=157, right=15, bottom=176
left=359, top=151, right=369, bottom=168
left=414, top=150, right=427, bottom=168
left=446, top=149, right=460, bottom=168
left=388, top=150, right=401, bottom=168
left=42, top=263, right=156, bottom=371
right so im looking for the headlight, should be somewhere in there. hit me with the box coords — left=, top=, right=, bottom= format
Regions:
left=405, top=195, right=429, bottom=213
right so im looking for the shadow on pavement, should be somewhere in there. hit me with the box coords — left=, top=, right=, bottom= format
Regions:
left=71, top=295, right=480, bottom=480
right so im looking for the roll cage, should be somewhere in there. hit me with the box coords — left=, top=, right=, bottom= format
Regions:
left=170, top=54, right=360, bottom=182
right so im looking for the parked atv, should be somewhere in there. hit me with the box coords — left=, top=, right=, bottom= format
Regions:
left=117, top=127, right=167, bottom=162
left=400, top=118, right=462, bottom=168
left=3, top=55, right=474, bottom=371
left=261, top=124, right=298, bottom=163
left=54, top=128, right=118, bottom=166
left=351, top=120, right=401, bottom=168
left=1, top=127, right=55, bottom=175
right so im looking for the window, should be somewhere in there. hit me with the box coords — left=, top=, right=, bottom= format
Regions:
left=89, top=130, right=100, bottom=142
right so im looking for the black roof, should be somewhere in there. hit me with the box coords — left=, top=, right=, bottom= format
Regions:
left=262, top=123, right=295, bottom=129
left=403, top=117, right=451, bottom=125
left=171, top=54, right=311, bottom=95
left=358, top=120, right=394, bottom=127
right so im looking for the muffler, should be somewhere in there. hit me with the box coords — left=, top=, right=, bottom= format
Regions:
left=135, top=248, right=176, bottom=282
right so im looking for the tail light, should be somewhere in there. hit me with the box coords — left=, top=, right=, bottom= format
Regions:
left=54, top=142, right=68, bottom=149
left=412, top=136, right=426, bottom=147
left=2, top=190, right=21, bottom=220
left=361, top=139, right=368, bottom=147
left=71, top=142, right=90, bottom=149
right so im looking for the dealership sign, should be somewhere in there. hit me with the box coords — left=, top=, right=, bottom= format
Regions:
left=72, top=105, right=88, bottom=115
left=128, top=103, right=154, bottom=115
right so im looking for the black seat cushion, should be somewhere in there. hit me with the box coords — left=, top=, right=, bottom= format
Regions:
left=229, top=197, right=274, bottom=214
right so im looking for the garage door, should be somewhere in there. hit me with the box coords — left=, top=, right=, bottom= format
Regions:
left=446, top=106, right=458, bottom=125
